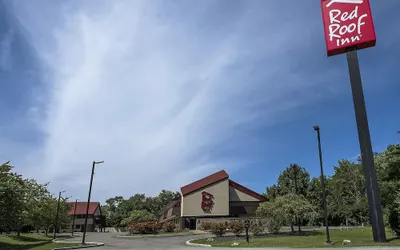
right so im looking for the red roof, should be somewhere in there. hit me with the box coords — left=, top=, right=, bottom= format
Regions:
left=229, top=180, right=268, bottom=202
left=180, top=170, right=229, bottom=196
left=67, top=202, right=101, bottom=215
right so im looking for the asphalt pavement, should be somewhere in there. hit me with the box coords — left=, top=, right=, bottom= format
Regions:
left=62, top=232, right=398, bottom=250
left=65, top=232, right=208, bottom=249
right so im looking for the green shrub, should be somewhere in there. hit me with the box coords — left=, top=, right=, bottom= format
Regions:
left=121, top=210, right=156, bottom=226
left=163, top=221, right=175, bottom=232
left=250, top=221, right=264, bottom=236
left=127, top=221, right=161, bottom=234
left=265, top=218, right=282, bottom=234
left=200, top=221, right=212, bottom=230
left=211, top=222, right=226, bottom=237
left=229, top=220, right=244, bottom=236
left=388, top=208, right=400, bottom=236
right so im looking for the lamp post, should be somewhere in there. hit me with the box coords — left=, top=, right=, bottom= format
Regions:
left=71, top=199, right=78, bottom=236
left=82, top=161, right=104, bottom=244
left=54, top=190, right=66, bottom=239
left=313, top=126, right=331, bottom=244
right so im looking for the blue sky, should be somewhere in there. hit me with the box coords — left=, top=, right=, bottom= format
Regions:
left=0, top=0, right=399, bottom=203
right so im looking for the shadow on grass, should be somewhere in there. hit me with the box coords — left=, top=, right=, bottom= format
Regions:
left=7, top=235, right=47, bottom=242
left=0, top=241, right=48, bottom=250
left=254, top=230, right=323, bottom=238
left=215, top=230, right=324, bottom=241
left=387, top=236, right=400, bottom=242
left=277, top=231, right=323, bottom=236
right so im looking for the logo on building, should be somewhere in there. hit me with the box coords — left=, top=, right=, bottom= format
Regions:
left=201, top=191, right=214, bottom=213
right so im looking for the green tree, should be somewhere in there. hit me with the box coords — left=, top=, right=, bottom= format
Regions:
left=120, top=210, right=156, bottom=226
left=256, top=199, right=285, bottom=234
left=257, top=193, right=317, bottom=233
left=154, top=190, right=180, bottom=213
left=264, top=184, right=280, bottom=201
left=307, top=177, right=326, bottom=226
left=102, top=196, right=124, bottom=226
left=0, top=161, right=71, bottom=235
left=21, top=179, right=51, bottom=233
left=40, top=197, right=58, bottom=235
left=375, top=145, right=400, bottom=235
left=277, top=164, right=311, bottom=231
left=103, top=190, right=179, bottom=227
left=277, top=164, right=310, bottom=197
left=36, top=196, right=71, bottom=235
left=327, top=160, right=368, bottom=227
left=0, top=161, right=25, bottom=233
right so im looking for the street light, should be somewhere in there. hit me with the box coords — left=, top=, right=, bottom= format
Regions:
left=71, top=199, right=78, bottom=236
left=313, top=126, right=331, bottom=244
left=82, top=161, right=104, bottom=244
left=54, top=190, right=66, bottom=239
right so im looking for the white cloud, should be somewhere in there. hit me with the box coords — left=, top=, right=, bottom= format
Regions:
left=0, top=29, right=13, bottom=70
left=7, top=0, right=339, bottom=201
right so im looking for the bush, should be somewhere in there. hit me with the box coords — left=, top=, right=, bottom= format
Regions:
left=229, top=220, right=244, bottom=237
left=200, top=221, right=213, bottom=230
left=163, top=221, right=175, bottom=232
left=127, top=221, right=161, bottom=234
left=211, top=222, right=227, bottom=237
left=250, top=221, right=264, bottom=236
left=265, top=218, right=282, bottom=234
left=388, top=208, right=400, bottom=236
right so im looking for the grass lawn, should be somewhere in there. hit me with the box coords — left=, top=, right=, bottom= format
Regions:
left=191, top=228, right=400, bottom=248
left=119, top=230, right=207, bottom=238
left=0, top=233, right=81, bottom=250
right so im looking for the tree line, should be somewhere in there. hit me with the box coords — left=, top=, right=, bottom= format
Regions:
left=0, top=162, right=71, bottom=235
left=101, top=190, right=180, bottom=227
left=259, top=144, right=400, bottom=235
left=2, top=144, right=398, bottom=236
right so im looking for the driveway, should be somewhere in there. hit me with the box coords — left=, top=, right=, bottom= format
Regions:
left=62, top=232, right=397, bottom=250
left=63, top=232, right=208, bottom=249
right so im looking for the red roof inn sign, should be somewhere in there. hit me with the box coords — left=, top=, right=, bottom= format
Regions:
left=320, top=0, right=387, bottom=243
left=321, top=0, right=376, bottom=56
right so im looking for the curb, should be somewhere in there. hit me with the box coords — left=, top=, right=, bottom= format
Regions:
left=116, top=233, right=207, bottom=239
left=52, top=242, right=104, bottom=250
left=186, top=238, right=211, bottom=247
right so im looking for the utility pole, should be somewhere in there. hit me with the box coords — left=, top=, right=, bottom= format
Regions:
left=53, top=190, right=66, bottom=239
left=82, top=161, right=104, bottom=244
left=71, top=199, right=78, bottom=236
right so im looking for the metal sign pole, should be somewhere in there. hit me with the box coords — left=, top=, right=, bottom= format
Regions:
left=245, top=220, right=250, bottom=243
left=345, top=47, right=386, bottom=243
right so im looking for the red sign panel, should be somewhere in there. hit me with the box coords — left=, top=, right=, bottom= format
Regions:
left=321, top=0, right=376, bottom=56
left=201, top=191, right=214, bottom=213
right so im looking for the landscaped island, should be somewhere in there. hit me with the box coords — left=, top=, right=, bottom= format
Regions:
left=0, top=233, right=81, bottom=250
left=190, top=228, right=400, bottom=248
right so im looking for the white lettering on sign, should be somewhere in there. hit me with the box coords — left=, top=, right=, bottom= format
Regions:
left=326, top=0, right=363, bottom=8
left=328, top=6, right=367, bottom=47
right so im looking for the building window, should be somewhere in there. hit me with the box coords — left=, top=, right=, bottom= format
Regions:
left=76, top=225, right=81, bottom=229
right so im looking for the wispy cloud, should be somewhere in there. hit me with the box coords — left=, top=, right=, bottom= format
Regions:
left=6, top=0, right=342, bottom=201
left=0, top=29, right=13, bottom=70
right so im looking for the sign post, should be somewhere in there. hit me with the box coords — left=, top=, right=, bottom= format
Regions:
left=320, top=0, right=386, bottom=242
left=244, top=220, right=250, bottom=243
